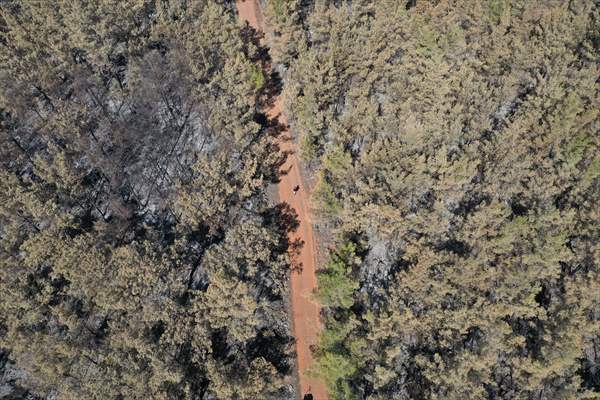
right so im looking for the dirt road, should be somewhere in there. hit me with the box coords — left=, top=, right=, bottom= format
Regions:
left=235, top=1, right=328, bottom=399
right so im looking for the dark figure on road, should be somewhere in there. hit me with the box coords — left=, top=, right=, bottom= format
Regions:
left=303, top=386, right=313, bottom=400
left=293, top=185, right=300, bottom=195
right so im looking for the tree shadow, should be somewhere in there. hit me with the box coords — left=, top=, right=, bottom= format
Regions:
left=262, top=202, right=300, bottom=235
left=261, top=70, right=284, bottom=108
left=240, top=23, right=270, bottom=65
left=252, top=108, right=291, bottom=185
left=240, top=20, right=292, bottom=189
left=279, top=162, right=293, bottom=177
left=289, top=238, right=304, bottom=274
left=239, top=21, right=283, bottom=97
left=261, top=203, right=305, bottom=274
left=247, top=328, right=295, bottom=375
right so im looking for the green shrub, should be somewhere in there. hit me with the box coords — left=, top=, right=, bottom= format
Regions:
left=250, top=64, right=265, bottom=89
left=316, top=242, right=358, bottom=308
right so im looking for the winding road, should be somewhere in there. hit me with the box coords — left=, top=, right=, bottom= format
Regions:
left=235, top=1, right=328, bottom=399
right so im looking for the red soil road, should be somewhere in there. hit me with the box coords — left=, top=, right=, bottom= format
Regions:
left=236, top=1, right=328, bottom=399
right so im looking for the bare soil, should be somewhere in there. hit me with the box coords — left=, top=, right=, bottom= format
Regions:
left=235, top=2, right=329, bottom=399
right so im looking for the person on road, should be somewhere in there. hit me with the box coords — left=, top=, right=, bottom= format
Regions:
left=293, top=185, right=300, bottom=195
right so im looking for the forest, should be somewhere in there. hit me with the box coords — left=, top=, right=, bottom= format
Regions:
left=1, top=0, right=599, bottom=400
left=0, top=1, right=296, bottom=399
left=264, top=0, right=600, bottom=399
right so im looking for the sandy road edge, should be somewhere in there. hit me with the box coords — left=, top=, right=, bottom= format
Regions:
left=235, top=1, right=329, bottom=399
